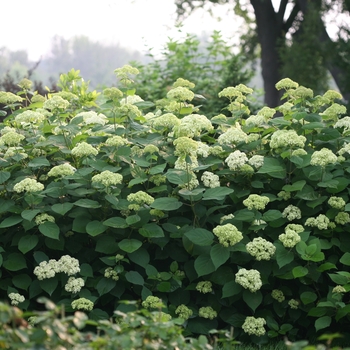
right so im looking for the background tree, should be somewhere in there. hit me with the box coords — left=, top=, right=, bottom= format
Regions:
left=175, top=0, right=350, bottom=107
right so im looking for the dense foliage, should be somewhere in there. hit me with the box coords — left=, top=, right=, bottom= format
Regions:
left=1, top=66, right=350, bottom=346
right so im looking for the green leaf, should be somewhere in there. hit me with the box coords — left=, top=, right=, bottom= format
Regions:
left=0, top=215, right=22, bottom=228
left=210, top=244, right=230, bottom=269
left=128, top=248, right=150, bottom=267
left=18, top=235, right=39, bottom=254
left=292, top=266, right=308, bottom=278
left=283, top=180, right=306, bottom=192
left=328, top=273, right=348, bottom=285
left=149, top=163, right=166, bottom=175
left=125, top=271, right=144, bottom=286
left=12, top=274, right=32, bottom=291
left=28, top=157, right=50, bottom=168
left=95, top=236, right=119, bottom=254
left=73, top=199, right=101, bottom=208
left=184, top=228, right=214, bottom=246
left=86, top=220, right=107, bottom=236
left=39, top=222, right=60, bottom=240
left=262, top=210, right=282, bottom=222
left=51, top=203, right=74, bottom=215
left=125, top=215, right=141, bottom=226
left=151, top=197, right=183, bottom=211
left=315, top=316, right=331, bottom=332
left=0, top=171, right=10, bottom=184
left=3, top=253, right=27, bottom=271
left=39, top=278, right=58, bottom=296
left=300, top=291, right=317, bottom=305
left=105, top=194, right=119, bottom=208
left=103, top=217, right=127, bottom=228
left=202, top=187, right=234, bottom=201
left=339, top=252, right=350, bottom=266
left=80, top=263, right=94, bottom=277
left=335, top=304, right=350, bottom=321
left=275, top=244, right=294, bottom=268
left=194, top=254, right=216, bottom=277
left=243, top=290, right=262, bottom=312
left=139, top=223, right=164, bottom=238
left=96, top=278, right=116, bottom=296
left=257, top=157, right=286, bottom=179
left=166, top=169, right=188, bottom=185
left=157, top=281, right=171, bottom=292
left=317, top=262, right=337, bottom=272
left=119, top=239, right=142, bottom=253
left=21, top=209, right=41, bottom=221
left=222, top=280, right=242, bottom=298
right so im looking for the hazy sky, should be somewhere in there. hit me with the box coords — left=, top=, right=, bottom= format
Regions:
left=2, top=0, right=241, bottom=60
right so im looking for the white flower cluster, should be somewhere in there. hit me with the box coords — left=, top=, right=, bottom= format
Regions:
left=65, top=277, right=85, bottom=293
left=213, top=223, right=243, bottom=247
left=127, top=191, right=154, bottom=211
left=71, top=298, right=94, bottom=311
left=235, top=268, right=262, bottom=292
left=121, top=94, right=144, bottom=105
left=242, top=316, right=266, bottom=336
left=218, top=125, right=248, bottom=146
left=91, top=170, right=123, bottom=187
left=173, top=137, right=198, bottom=156
left=246, top=237, right=276, bottom=261
left=270, top=130, right=306, bottom=150
left=225, top=150, right=248, bottom=170
left=48, top=163, right=76, bottom=177
left=310, top=148, right=337, bottom=167
left=248, top=155, right=264, bottom=169
left=15, top=110, right=46, bottom=127
left=105, top=135, right=129, bottom=147
left=43, top=95, right=70, bottom=110
left=73, top=111, right=108, bottom=125
left=34, top=255, right=80, bottom=280
left=328, top=196, right=346, bottom=210
left=279, top=224, right=304, bottom=248
left=321, top=103, right=347, bottom=119
left=35, top=213, right=55, bottom=225
left=8, top=292, right=25, bottom=306
left=173, top=114, right=213, bottom=138
left=334, top=116, right=350, bottom=135
left=0, top=131, right=25, bottom=145
left=151, top=113, right=181, bottom=130
left=335, top=212, right=350, bottom=225
left=275, top=78, right=299, bottom=90
left=243, top=194, right=269, bottom=211
left=338, top=142, right=350, bottom=156
left=196, top=142, right=210, bottom=158
left=196, top=281, right=213, bottom=294
left=13, top=178, right=44, bottom=193
left=220, top=214, right=235, bottom=224
left=4, top=147, right=28, bottom=159
left=282, top=205, right=302, bottom=221
left=71, top=142, right=98, bottom=157
left=167, top=86, right=194, bottom=102
left=201, top=171, right=220, bottom=188
left=305, top=214, right=330, bottom=230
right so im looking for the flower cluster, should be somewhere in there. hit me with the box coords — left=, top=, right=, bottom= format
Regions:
left=173, top=114, right=213, bottom=138
left=173, top=78, right=195, bottom=89
left=292, top=148, right=307, bottom=156
left=321, top=103, right=347, bottom=120
left=196, top=142, right=210, bottom=158
left=167, top=86, right=194, bottom=102
left=282, top=205, right=302, bottom=221
left=142, top=296, right=163, bottom=309
left=271, top=289, right=285, bottom=302
left=121, top=95, right=143, bottom=105
left=48, top=163, right=76, bottom=177
left=332, top=285, right=346, bottom=294
left=35, top=213, right=55, bottom=225
left=71, top=298, right=94, bottom=311
left=213, top=223, right=243, bottom=247
left=114, top=64, right=139, bottom=85
left=334, top=116, right=350, bottom=135
left=103, top=87, right=123, bottom=100
left=201, top=171, right=220, bottom=188
left=0, top=91, right=22, bottom=104
left=248, top=155, right=264, bottom=169
left=104, top=267, right=119, bottom=281
left=196, top=281, right=213, bottom=294
left=91, top=170, right=123, bottom=187
left=198, top=306, right=217, bottom=319
left=127, top=191, right=154, bottom=211
left=0, top=131, right=25, bottom=146
left=275, top=78, right=299, bottom=90
left=71, top=142, right=98, bottom=157
left=235, top=268, right=262, bottom=292
left=8, top=292, right=25, bottom=306
left=279, top=224, right=304, bottom=248
left=175, top=304, right=193, bottom=320
left=105, top=135, right=129, bottom=147
left=73, top=111, right=108, bottom=125
left=173, top=137, right=198, bottom=156
left=220, top=214, right=235, bottom=224
left=310, top=148, right=337, bottom=167
left=246, top=237, right=276, bottom=261
left=328, top=196, right=346, bottom=210
left=151, top=113, right=180, bottom=130
left=13, top=178, right=44, bottom=193
left=242, top=316, right=266, bottom=336
left=143, top=144, right=159, bottom=154
left=43, top=95, right=70, bottom=110
left=277, top=191, right=291, bottom=201
left=293, top=86, right=314, bottom=99
left=218, top=125, right=248, bottom=146
left=65, top=277, right=84, bottom=293
left=335, top=212, right=350, bottom=225
left=288, top=299, right=299, bottom=309
left=270, top=130, right=306, bottom=150
left=225, top=150, right=248, bottom=171
left=4, top=147, right=28, bottom=159
left=305, top=214, right=330, bottom=230
left=243, top=194, right=269, bottom=211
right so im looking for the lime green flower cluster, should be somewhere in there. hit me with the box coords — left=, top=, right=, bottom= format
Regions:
left=196, top=281, right=213, bottom=294
left=310, top=148, right=337, bottom=167
left=173, top=136, right=198, bottom=156
left=127, top=191, right=154, bottom=211
left=92, top=170, right=123, bottom=187
left=174, top=155, right=198, bottom=172
left=219, top=84, right=253, bottom=103
left=335, top=212, right=350, bottom=225
left=167, top=86, right=195, bottom=102
left=332, top=285, right=346, bottom=294
left=0, top=131, right=25, bottom=146
left=275, top=78, right=299, bottom=90
left=0, top=91, right=22, bottom=104
left=235, top=268, right=262, bottom=292
left=104, top=267, right=119, bottom=281
left=13, top=178, right=44, bottom=193
left=279, top=224, right=303, bottom=248
left=246, top=237, right=276, bottom=261
left=143, top=144, right=159, bottom=154
left=213, top=223, right=243, bottom=247
left=321, top=103, right=347, bottom=120
left=293, top=86, right=314, bottom=99
left=15, top=110, right=46, bottom=127
left=328, top=196, right=346, bottom=210
left=149, top=174, right=166, bottom=186
left=175, top=304, right=193, bottom=320
left=103, top=87, right=123, bottom=100
left=142, top=296, right=163, bottom=309
left=8, top=292, right=25, bottom=306
left=4, top=146, right=28, bottom=159
left=173, top=114, right=213, bottom=138
left=220, top=214, right=235, bottom=224
left=48, top=163, right=76, bottom=177
left=292, top=148, right=307, bottom=156
left=173, top=78, right=195, bottom=89
left=270, top=130, right=306, bottom=150
left=43, top=95, right=70, bottom=110
left=201, top=171, right=220, bottom=188
left=271, top=289, right=285, bottom=302
left=243, top=194, right=269, bottom=211
left=151, top=113, right=180, bottom=130
left=225, top=150, right=248, bottom=171
left=282, top=205, right=302, bottom=221
left=71, top=142, right=98, bottom=157
left=288, top=299, right=299, bottom=309
left=114, top=64, right=139, bottom=85
left=71, top=298, right=94, bottom=311
left=218, top=125, right=248, bottom=145
left=198, top=306, right=217, bottom=319
left=305, top=214, right=330, bottom=230
left=65, top=277, right=84, bottom=293
left=277, top=191, right=291, bottom=201
left=35, top=213, right=55, bottom=225
left=117, top=103, right=142, bottom=119
left=105, top=135, right=129, bottom=147
left=242, top=316, right=266, bottom=336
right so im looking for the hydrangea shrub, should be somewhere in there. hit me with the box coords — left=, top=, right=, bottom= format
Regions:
left=1, top=68, right=350, bottom=344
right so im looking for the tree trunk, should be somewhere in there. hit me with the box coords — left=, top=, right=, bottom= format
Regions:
left=250, top=0, right=284, bottom=107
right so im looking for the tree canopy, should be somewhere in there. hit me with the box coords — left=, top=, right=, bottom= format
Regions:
left=175, top=0, right=350, bottom=107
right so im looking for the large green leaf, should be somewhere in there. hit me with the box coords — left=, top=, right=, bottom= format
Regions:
left=139, top=223, right=164, bottom=238
left=203, top=187, right=234, bottom=201
left=340, top=252, right=350, bottom=266
left=184, top=228, right=214, bottom=246
left=166, top=169, right=188, bottom=185
left=0, top=171, right=10, bottom=184
left=275, top=243, right=294, bottom=268
left=51, top=203, right=74, bottom=215
left=28, top=157, right=50, bottom=168
left=125, top=271, right=144, bottom=286
left=96, top=278, right=116, bottom=296
left=0, top=215, right=22, bottom=228
left=21, top=209, right=41, bottom=221
left=300, top=291, right=317, bottom=305
left=257, top=157, right=286, bottom=179
left=95, top=236, right=119, bottom=254
left=210, top=244, right=230, bottom=269
left=292, top=266, right=308, bottom=278
left=3, top=253, right=27, bottom=271
left=86, top=220, right=107, bottom=236
left=282, top=180, right=306, bottom=192
left=151, top=197, right=183, bottom=211
left=12, top=274, right=32, bottom=291
left=18, top=235, right=39, bottom=254
left=315, top=316, right=331, bottom=332
left=73, top=199, right=101, bottom=208
left=103, top=216, right=127, bottom=228
left=243, top=289, right=262, bottom=312
left=128, top=248, right=150, bottom=266
left=119, top=239, right=142, bottom=253
left=222, top=280, right=242, bottom=298
left=39, top=222, right=60, bottom=240
left=39, top=278, right=58, bottom=296
left=194, top=254, right=216, bottom=277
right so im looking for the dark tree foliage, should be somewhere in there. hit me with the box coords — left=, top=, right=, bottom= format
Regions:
left=175, top=0, right=350, bottom=107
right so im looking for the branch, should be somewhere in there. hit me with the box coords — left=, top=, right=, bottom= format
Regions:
left=277, top=0, right=289, bottom=26
left=283, top=2, right=301, bottom=33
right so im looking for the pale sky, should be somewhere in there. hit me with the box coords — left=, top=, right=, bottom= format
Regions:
left=2, top=0, right=242, bottom=61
